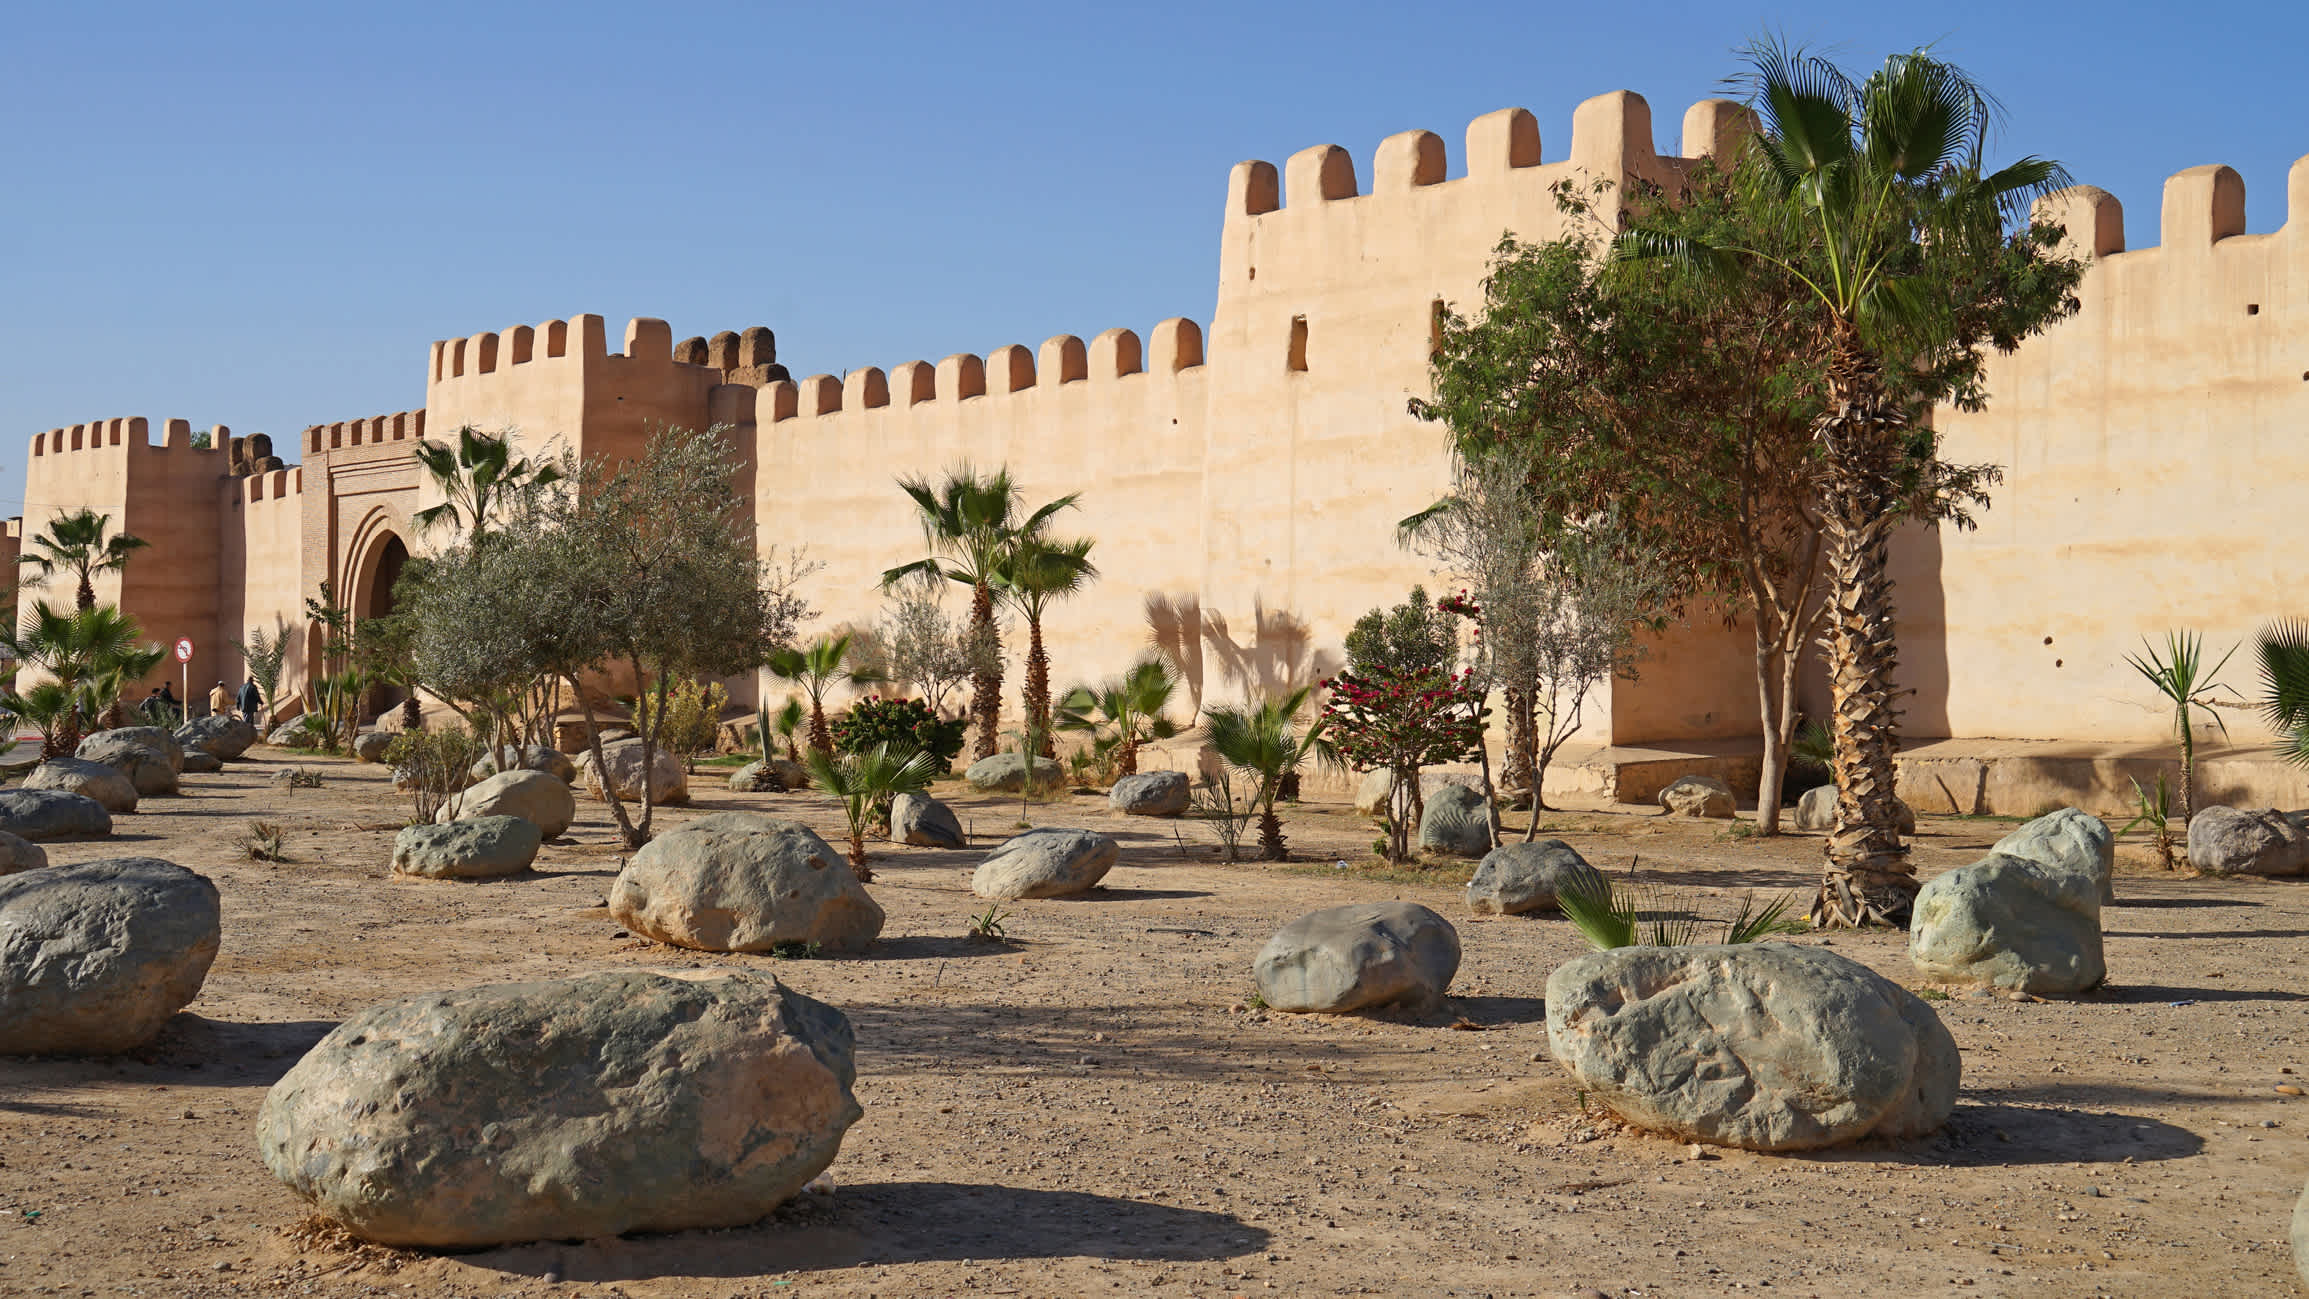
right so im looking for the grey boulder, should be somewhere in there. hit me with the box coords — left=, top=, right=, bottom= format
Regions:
left=180, top=750, right=222, bottom=774
left=0, top=832, right=49, bottom=876
left=1547, top=943, right=1959, bottom=1151
left=1793, top=784, right=1915, bottom=835
left=1909, top=850, right=2105, bottom=995
left=1992, top=807, right=2115, bottom=905
left=576, top=739, right=688, bottom=805
left=471, top=744, right=577, bottom=784
left=25, top=758, right=138, bottom=813
left=610, top=813, right=884, bottom=953
left=0, top=789, right=112, bottom=841
left=438, top=769, right=576, bottom=839
left=352, top=731, right=394, bottom=764
left=391, top=816, right=542, bottom=881
left=175, top=714, right=257, bottom=761
left=1658, top=775, right=1735, bottom=818
left=892, top=792, right=966, bottom=848
left=2187, top=806, right=2309, bottom=876
left=0, top=858, right=219, bottom=1054
left=727, top=758, right=807, bottom=793
left=965, top=751, right=1061, bottom=793
left=971, top=828, right=1118, bottom=899
left=256, top=970, right=861, bottom=1248
left=1253, top=902, right=1460, bottom=1014
left=1354, top=768, right=1484, bottom=821
left=82, top=724, right=183, bottom=774
left=1110, top=770, right=1190, bottom=817
left=1465, top=839, right=1604, bottom=915
left=1418, top=783, right=1492, bottom=857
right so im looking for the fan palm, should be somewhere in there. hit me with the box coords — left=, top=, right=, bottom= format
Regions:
left=412, top=425, right=564, bottom=539
left=805, top=742, right=940, bottom=880
left=1614, top=40, right=2072, bottom=927
left=1203, top=686, right=1333, bottom=861
left=2255, top=619, right=2309, bottom=770
left=18, top=509, right=149, bottom=611
left=767, top=633, right=885, bottom=756
left=1056, top=658, right=1183, bottom=778
left=882, top=465, right=1078, bottom=760
left=0, top=602, right=167, bottom=755
left=999, top=535, right=1097, bottom=757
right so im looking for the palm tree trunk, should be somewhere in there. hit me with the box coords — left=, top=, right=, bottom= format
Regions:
left=809, top=699, right=833, bottom=756
left=1025, top=615, right=1054, bottom=759
left=1257, top=805, right=1287, bottom=861
left=1117, top=738, right=1138, bottom=777
left=75, top=573, right=94, bottom=612
left=1811, top=332, right=1915, bottom=928
left=969, top=581, right=1001, bottom=760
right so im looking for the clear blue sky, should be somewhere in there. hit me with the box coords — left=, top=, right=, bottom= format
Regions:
left=3, top=2, right=2302, bottom=520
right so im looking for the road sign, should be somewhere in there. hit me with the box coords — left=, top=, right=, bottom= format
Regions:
left=173, top=637, right=195, bottom=663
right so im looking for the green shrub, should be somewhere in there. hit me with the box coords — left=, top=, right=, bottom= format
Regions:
left=831, top=696, right=965, bottom=773
left=383, top=725, right=484, bottom=823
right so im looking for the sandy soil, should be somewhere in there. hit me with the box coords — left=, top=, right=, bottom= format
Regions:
left=2, top=748, right=2305, bottom=1299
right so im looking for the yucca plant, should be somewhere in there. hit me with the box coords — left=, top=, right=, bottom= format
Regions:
left=805, top=741, right=939, bottom=880
left=2119, top=771, right=2180, bottom=872
left=2124, top=630, right=2235, bottom=822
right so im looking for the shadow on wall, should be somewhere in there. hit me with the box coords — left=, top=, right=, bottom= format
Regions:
left=1889, top=522, right=1952, bottom=738
left=1145, top=591, right=1342, bottom=717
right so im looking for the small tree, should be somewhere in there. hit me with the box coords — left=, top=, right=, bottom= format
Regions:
left=2125, top=630, right=2235, bottom=822
left=879, top=577, right=975, bottom=715
left=381, top=726, right=484, bottom=825
left=832, top=696, right=966, bottom=773
left=999, top=534, right=1097, bottom=756
left=18, top=508, right=148, bottom=611
left=767, top=633, right=884, bottom=757
left=634, top=677, right=731, bottom=773
left=1323, top=588, right=1486, bottom=862
left=806, top=742, right=939, bottom=880
left=0, top=603, right=166, bottom=756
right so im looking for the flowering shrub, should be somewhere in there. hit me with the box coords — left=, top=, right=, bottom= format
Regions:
left=1322, top=660, right=1487, bottom=863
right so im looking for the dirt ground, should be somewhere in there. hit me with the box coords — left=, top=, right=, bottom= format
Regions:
left=2, top=748, right=2306, bottom=1299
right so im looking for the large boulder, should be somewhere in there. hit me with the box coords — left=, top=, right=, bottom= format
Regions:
left=82, top=725, right=184, bottom=773
left=1992, top=807, right=2116, bottom=905
left=971, top=828, right=1119, bottom=900
left=965, top=752, right=1061, bottom=794
left=1909, top=851, right=2105, bottom=995
left=175, top=714, right=258, bottom=761
left=256, top=970, right=861, bottom=1248
left=0, top=858, right=219, bottom=1054
left=75, top=730, right=179, bottom=797
left=2187, top=806, right=2309, bottom=876
left=1253, top=902, right=1460, bottom=1014
left=1354, top=768, right=1484, bottom=822
left=0, top=789, right=112, bottom=841
left=1658, top=775, right=1736, bottom=818
left=438, top=769, right=576, bottom=839
left=0, top=833, right=49, bottom=876
left=390, top=817, right=542, bottom=881
left=1465, top=839, right=1604, bottom=915
left=351, top=731, right=394, bottom=764
left=266, top=721, right=308, bottom=747
left=1110, top=770, right=1190, bottom=817
left=1547, top=943, right=1959, bottom=1151
left=1793, top=785, right=1915, bottom=835
left=180, top=750, right=222, bottom=774
left=25, top=758, right=138, bottom=814
left=892, top=792, right=966, bottom=848
left=610, top=813, right=884, bottom=954
left=1418, top=783, right=1492, bottom=857
left=575, top=738, right=689, bottom=806
left=471, top=744, right=578, bottom=785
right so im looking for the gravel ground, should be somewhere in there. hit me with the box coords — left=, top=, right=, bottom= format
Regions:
left=2, top=748, right=2305, bottom=1298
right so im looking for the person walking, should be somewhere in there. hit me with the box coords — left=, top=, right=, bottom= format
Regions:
left=207, top=680, right=231, bottom=720
left=156, top=682, right=180, bottom=726
left=238, top=678, right=262, bottom=724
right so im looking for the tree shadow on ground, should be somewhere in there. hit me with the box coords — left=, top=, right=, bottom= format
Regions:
left=2089, top=983, right=2309, bottom=1004
left=863, top=934, right=1024, bottom=962
left=1446, top=995, right=1548, bottom=1027
left=1785, top=1103, right=2202, bottom=1168
left=2108, top=896, right=2259, bottom=909
left=462, top=1182, right=1269, bottom=1281
left=2105, top=928, right=2309, bottom=941
left=3, top=1014, right=336, bottom=1089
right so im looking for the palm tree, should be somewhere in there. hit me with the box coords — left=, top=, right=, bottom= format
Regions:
left=882, top=466, right=1078, bottom=761
left=412, top=425, right=565, bottom=539
left=1204, top=686, right=1333, bottom=862
left=1615, top=40, right=2074, bottom=927
left=769, top=697, right=807, bottom=763
left=804, top=742, right=940, bottom=881
left=999, top=535, right=1097, bottom=757
left=18, top=509, right=149, bottom=611
left=766, top=633, right=884, bottom=756
left=0, top=602, right=167, bottom=755
left=1057, top=658, right=1183, bottom=778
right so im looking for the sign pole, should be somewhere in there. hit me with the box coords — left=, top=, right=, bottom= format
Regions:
left=173, top=637, right=196, bottom=723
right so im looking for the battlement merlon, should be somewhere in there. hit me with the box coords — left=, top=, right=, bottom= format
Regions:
left=303, top=410, right=426, bottom=457
left=722, top=319, right=1205, bottom=426
left=2028, top=153, right=2309, bottom=273
left=29, top=417, right=234, bottom=459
